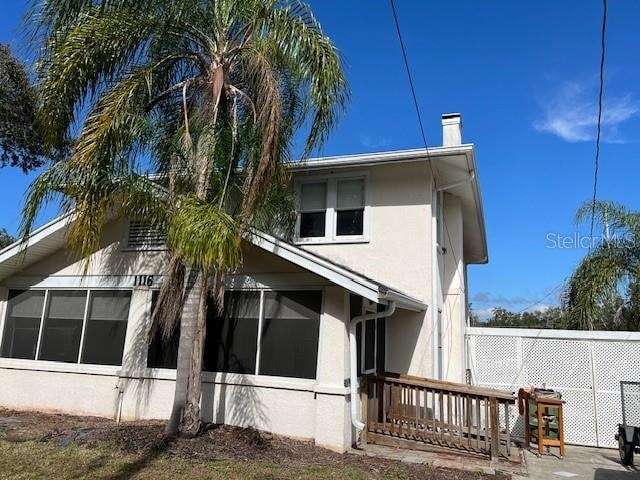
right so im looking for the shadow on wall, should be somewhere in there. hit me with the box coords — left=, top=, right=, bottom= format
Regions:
left=201, top=373, right=268, bottom=431
left=115, top=304, right=156, bottom=420
left=386, top=309, right=424, bottom=375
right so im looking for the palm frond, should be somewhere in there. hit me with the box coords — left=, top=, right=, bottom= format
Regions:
left=565, top=242, right=631, bottom=329
left=168, top=194, right=242, bottom=272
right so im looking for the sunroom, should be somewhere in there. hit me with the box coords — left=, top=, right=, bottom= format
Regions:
left=0, top=217, right=426, bottom=452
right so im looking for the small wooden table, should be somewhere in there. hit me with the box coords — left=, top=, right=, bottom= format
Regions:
left=524, top=394, right=565, bottom=457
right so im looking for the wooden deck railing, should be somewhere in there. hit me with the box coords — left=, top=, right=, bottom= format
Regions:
left=362, top=373, right=516, bottom=459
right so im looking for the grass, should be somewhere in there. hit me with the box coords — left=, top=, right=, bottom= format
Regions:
left=0, top=410, right=505, bottom=480
left=0, top=440, right=372, bottom=480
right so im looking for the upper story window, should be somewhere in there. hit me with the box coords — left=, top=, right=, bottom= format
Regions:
left=295, top=174, right=369, bottom=243
left=299, top=182, right=327, bottom=238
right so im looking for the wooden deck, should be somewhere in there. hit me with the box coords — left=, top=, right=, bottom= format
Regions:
left=361, top=373, right=516, bottom=459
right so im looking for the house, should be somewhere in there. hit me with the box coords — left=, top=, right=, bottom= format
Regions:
left=0, top=113, right=487, bottom=453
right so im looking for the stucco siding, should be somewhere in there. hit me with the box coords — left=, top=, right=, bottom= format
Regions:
left=441, top=194, right=466, bottom=382
left=298, top=162, right=433, bottom=302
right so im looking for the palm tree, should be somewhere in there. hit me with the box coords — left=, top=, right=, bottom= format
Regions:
left=23, top=0, right=348, bottom=436
left=564, top=201, right=640, bottom=331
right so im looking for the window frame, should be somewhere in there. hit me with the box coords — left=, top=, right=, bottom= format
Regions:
left=358, top=299, right=387, bottom=376
left=297, top=180, right=329, bottom=240
left=0, top=288, right=132, bottom=368
left=145, top=287, right=324, bottom=382
left=294, top=171, right=370, bottom=245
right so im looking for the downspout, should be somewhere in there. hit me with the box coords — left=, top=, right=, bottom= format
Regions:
left=349, top=301, right=396, bottom=431
left=432, top=187, right=441, bottom=381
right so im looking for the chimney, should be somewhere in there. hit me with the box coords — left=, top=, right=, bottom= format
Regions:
left=442, top=113, right=462, bottom=146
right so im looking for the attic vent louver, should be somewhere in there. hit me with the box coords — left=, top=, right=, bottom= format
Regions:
left=127, top=219, right=167, bottom=249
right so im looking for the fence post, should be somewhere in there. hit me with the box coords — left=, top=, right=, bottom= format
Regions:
left=489, top=397, right=499, bottom=459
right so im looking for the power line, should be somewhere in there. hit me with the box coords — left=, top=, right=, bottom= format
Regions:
left=388, top=0, right=456, bottom=268
left=589, top=0, right=607, bottom=250
left=514, top=283, right=564, bottom=315
left=389, top=0, right=429, bottom=151
left=390, top=0, right=467, bottom=379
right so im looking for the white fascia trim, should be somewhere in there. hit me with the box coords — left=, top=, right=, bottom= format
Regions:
left=465, top=326, right=640, bottom=341
left=0, top=212, right=75, bottom=263
left=287, top=145, right=474, bottom=172
left=465, top=149, right=489, bottom=264
left=247, top=230, right=426, bottom=312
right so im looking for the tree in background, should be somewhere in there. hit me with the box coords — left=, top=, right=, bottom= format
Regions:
left=0, top=228, right=15, bottom=249
left=0, top=44, right=44, bottom=172
left=24, top=0, right=348, bottom=437
left=564, top=201, right=640, bottom=331
left=470, top=306, right=568, bottom=329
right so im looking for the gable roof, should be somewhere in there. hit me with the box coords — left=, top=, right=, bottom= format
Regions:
left=0, top=215, right=426, bottom=312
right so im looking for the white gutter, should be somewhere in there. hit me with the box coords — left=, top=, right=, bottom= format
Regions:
left=288, top=145, right=474, bottom=172
left=349, top=301, right=396, bottom=432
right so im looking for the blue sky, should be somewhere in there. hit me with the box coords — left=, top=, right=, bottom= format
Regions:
left=2, top=1, right=640, bottom=317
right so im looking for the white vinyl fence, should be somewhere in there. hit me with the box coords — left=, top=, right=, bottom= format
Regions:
left=466, top=327, right=640, bottom=448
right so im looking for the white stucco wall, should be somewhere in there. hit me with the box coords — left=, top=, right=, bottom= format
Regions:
left=440, top=194, right=466, bottom=383
left=295, top=162, right=436, bottom=380
left=297, top=162, right=433, bottom=302
left=0, top=222, right=353, bottom=452
left=0, top=157, right=477, bottom=450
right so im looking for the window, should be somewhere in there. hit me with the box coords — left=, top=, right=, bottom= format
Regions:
left=39, top=291, right=86, bottom=363
left=81, top=291, right=130, bottom=365
left=147, top=290, right=322, bottom=380
left=299, top=182, right=327, bottom=238
left=204, top=292, right=260, bottom=374
left=0, top=290, right=45, bottom=359
left=0, top=289, right=132, bottom=366
left=259, top=291, right=321, bottom=379
left=147, top=291, right=180, bottom=369
left=336, top=179, right=365, bottom=236
left=353, top=298, right=386, bottom=376
left=296, top=175, right=368, bottom=242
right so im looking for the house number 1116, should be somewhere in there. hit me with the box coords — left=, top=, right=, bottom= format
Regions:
left=134, top=275, right=154, bottom=287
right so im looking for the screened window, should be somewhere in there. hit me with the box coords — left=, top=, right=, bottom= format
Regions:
left=204, top=292, right=260, bottom=374
left=147, top=291, right=180, bottom=369
left=39, top=291, right=86, bottom=363
left=146, top=290, right=322, bottom=380
left=0, top=290, right=45, bottom=359
left=81, top=291, right=131, bottom=365
left=259, top=291, right=321, bottom=379
left=299, top=182, right=327, bottom=238
left=336, top=179, right=365, bottom=236
left=357, top=302, right=386, bottom=376
left=0, top=289, right=132, bottom=366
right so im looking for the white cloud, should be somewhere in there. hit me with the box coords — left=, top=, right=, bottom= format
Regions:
left=359, top=134, right=390, bottom=150
left=534, top=81, right=639, bottom=143
left=473, top=308, right=495, bottom=321
left=523, top=303, right=552, bottom=314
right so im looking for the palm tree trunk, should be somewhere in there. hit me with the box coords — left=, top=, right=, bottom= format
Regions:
left=180, top=272, right=209, bottom=436
left=165, top=268, right=201, bottom=436
left=166, top=142, right=213, bottom=437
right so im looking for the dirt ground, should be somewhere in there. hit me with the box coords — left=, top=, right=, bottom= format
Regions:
left=0, top=408, right=510, bottom=479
